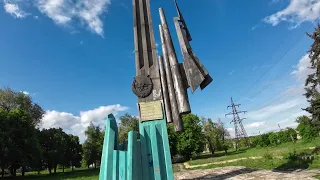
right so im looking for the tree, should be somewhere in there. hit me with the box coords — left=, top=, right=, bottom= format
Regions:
left=6, top=109, right=40, bottom=176
left=39, top=128, right=67, bottom=174
left=0, top=88, right=44, bottom=126
left=82, top=122, right=103, bottom=169
left=176, top=114, right=205, bottom=160
left=67, top=135, right=82, bottom=171
left=202, top=118, right=230, bottom=154
left=0, top=88, right=44, bottom=177
left=256, top=133, right=270, bottom=147
left=296, top=116, right=318, bottom=141
left=286, top=128, right=298, bottom=142
left=304, top=25, right=320, bottom=129
left=167, top=124, right=178, bottom=157
left=0, top=109, right=8, bottom=178
left=268, top=132, right=279, bottom=146
left=118, top=114, right=139, bottom=144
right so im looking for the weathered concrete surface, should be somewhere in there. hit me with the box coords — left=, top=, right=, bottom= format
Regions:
left=174, top=166, right=320, bottom=180
left=184, top=157, right=263, bottom=169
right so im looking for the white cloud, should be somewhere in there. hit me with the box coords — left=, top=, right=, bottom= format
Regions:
left=35, top=0, right=111, bottom=36
left=264, top=0, right=320, bottom=28
left=76, top=0, right=111, bottom=36
left=251, top=24, right=260, bottom=30
left=247, top=99, right=300, bottom=121
left=271, top=0, right=281, bottom=4
left=3, top=0, right=111, bottom=36
left=35, top=0, right=73, bottom=24
left=226, top=54, right=313, bottom=137
left=3, top=1, right=29, bottom=18
left=227, top=128, right=234, bottom=137
left=245, top=121, right=266, bottom=128
left=21, top=91, right=30, bottom=95
left=291, top=54, right=315, bottom=81
left=41, top=104, right=128, bottom=142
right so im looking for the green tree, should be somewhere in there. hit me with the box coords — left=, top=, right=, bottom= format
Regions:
left=82, top=122, right=103, bottom=169
left=6, top=109, right=40, bottom=176
left=0, top=88, right=44, bottom=177
left=303, top=25, right=320, bottom=129
left=39, top=128, right=67, bottom=174
left=202, top=118, right=230, bottom=154
left=0, top=109, right=8, bottom=177
left=257, top=133, right=270, bottom=147
left=0, top=88, right=44, bottom=126
left=268, top=132, right=279, bottom=146
left=68, top=135, right=82, bottom=171
left=296, top=115, right=318, bottom=141
left=118, top=114, right=139, bottom=144
left=167, top=123, right=178, bottom=157
left=176, top=114, right=205, bottom=160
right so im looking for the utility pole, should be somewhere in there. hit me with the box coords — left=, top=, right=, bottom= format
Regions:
left=278, top=123, right=282, bottom=131
left=225, top=97, right=249, bottom=150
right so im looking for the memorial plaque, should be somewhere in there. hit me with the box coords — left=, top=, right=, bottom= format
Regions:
left=139, top=101, right=163, bottom=121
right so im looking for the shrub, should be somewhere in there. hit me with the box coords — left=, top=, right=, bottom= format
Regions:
left=263, top=150, right=273, bottom=160
left=268, top=132, right=279, bottom=146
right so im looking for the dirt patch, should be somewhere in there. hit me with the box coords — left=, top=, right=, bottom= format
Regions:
left=175, top=166, right=320, bottom=180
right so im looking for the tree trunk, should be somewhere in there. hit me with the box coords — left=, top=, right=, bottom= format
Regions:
left=22, top=166, right=25, bottom=176
left=62, top=165, right=64, bottom=173
left=87, top=164, right=89, bottom=169
left=10, top=166, right=13, bottom=176
left=13, top=168, right=16, bottom=177
left=1, top=166, right=4, bottom=177
left=54, top=165, right=57, bottom=174
left=72, top=164, right=74, bottom=171
left=38, top=168, right=40, bottom=175
left=48, top=167, right=52, bottom=175
left=94, top=162, right=97, bottom=169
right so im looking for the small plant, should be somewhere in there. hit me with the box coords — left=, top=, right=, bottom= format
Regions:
left=263, top=150, right=273, bottom=160
left=288, top=149, right=298, bottom=161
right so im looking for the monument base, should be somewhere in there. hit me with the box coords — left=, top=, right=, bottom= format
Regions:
left=99, top=113, right=174, bottom=180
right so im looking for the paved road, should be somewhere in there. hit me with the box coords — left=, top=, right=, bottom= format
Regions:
left=174, top=166, right=320, bottom=180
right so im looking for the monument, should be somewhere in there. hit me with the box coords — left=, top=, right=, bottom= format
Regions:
left=99, top=0, right=212, bottom=179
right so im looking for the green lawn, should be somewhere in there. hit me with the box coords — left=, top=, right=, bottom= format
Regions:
left=3, top=138, right=320, bottom=179
left=314, top=175, right=320, bottom=180
left=2, top=168, right=99, bottom=180
left=190, top=137, right=320, bottom=166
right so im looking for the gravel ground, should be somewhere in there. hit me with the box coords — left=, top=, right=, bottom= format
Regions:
left=174, top=166, right=320, bottom=180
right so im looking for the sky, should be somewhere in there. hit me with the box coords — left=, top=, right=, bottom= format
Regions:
left=1, top=0, right=320, bottom=142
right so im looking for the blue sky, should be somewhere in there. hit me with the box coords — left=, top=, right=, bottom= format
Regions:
left=1, top=0, right=319, bottom=141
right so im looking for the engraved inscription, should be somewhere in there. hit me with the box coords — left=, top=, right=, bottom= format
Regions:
left=139, top=101, right=163, bottom=121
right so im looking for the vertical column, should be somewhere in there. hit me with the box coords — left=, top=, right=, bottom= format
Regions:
left=133, top=0, right=161, bottom=102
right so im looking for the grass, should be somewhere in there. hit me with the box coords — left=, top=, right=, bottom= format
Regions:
left=2, top=168, right=99, bottom=180
left=190, top=137, right=320, bottom=166
left=187, top=137, right=320, bottom=171
left=3, top=138, right=320, bottom=179
left=189, top=154, right=320, bottom=171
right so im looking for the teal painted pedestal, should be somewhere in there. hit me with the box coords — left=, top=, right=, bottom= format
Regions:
left=99, top=114, right=174, bottom=180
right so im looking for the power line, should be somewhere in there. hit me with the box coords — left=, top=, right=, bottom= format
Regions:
left=247, top=57, right=301, bottom=100
left=236, top=18, right=319, bottom=103
left=246, top=75, right=305, bottom=112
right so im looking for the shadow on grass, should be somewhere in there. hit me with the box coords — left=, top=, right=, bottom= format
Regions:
left=273, top=158, right=314, bottom=172
left=273, top=151, right=315, bottom=173
left=191, top=149, right=248, bottom=161
left=181, top=167, right=258, bottom=180
left=3, top=168, right=99, bottom=180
